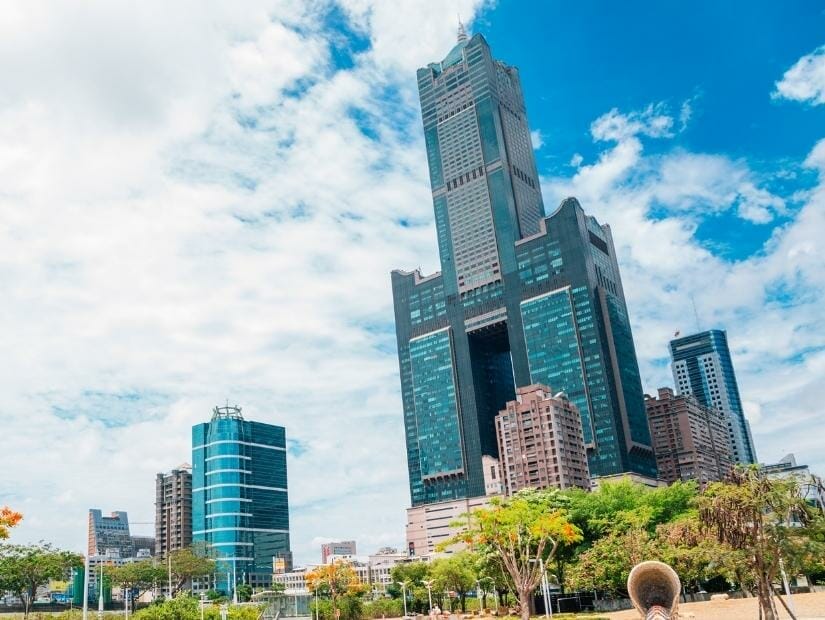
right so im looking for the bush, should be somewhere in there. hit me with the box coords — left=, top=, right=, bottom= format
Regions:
left=363, top=598, right=404, bottom=619
left=310, top=594, right=362, bottom=620
left=132, top=596, right=262, bottom=620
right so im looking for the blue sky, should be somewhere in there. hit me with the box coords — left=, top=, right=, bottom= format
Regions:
left=1, top=0, right=824, bottom=567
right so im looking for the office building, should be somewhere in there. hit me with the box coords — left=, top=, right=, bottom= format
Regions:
left=761, top=453, right=824, bottom=510
left=495, top=385, right=590, bottom=494
left=155, top=465, right=193, bottom=558
left=644, top=387, right=732, bottom=486
left=321, top=541, right=357, bottom=564
left=192, top=405, right=291, bottom=592
left=87, top=510, right=132, bottom=558
left=406, top=495, right=494, bottom=557
left=670, top=329, right=757, bottom=464
left=130, top=536, right=155, bottom=556
left=391, top=31, right=656, bottom=509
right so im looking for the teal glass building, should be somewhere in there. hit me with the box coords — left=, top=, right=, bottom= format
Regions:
left=392, top=32, right=657, bottom=507
left=669, top=329, right=757, bottom=464
left=192, top=406, right=291, bottom=593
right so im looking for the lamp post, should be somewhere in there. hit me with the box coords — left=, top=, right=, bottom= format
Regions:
left=422, top=580, right=434, bottom=616
left=200, top=592, right=207, bottom=620
left=395, top=581, right=408, bottom=618
left=314, top=586, right=319, bottom=620
left=82, top=553, right=90, bottom=620
left=97, top=564, right=104, bottom=620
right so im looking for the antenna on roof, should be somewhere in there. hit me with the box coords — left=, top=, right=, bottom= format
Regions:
left=457, top=15, right=468, bottom=43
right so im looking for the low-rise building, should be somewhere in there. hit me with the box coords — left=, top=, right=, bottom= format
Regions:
left=406, top=496, right=494, bottom=558
left=495, top=385, right=591, bottom=495
left=645, top=387, right=732, bottom=486
left=761, top=453, right=825, bottom=510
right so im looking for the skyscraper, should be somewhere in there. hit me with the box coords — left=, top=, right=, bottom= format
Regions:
left=87, top=509, right=132, bottom=557
left=192, top=405, right=291, bottom=592
left=155, top=465, right=193, bottom=559
left=391, top=31, right=656, bottom=508
left=669, top=329, right=757, bottom=464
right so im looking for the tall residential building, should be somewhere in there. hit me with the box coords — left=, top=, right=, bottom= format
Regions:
left=321, top=541, right=357, bottom=564
left=669, top=329, right=757, bottom=464
left=87, top=510, right=132, bottom=558
left=391, top=31, right=657, bottom=508
left=644, top=387, right=732, bottom=486
left=495, top=385, right=591, bottom=494
left=155, top=465, right=193, bottom=558
left=192, top=405, right=291, bottom=592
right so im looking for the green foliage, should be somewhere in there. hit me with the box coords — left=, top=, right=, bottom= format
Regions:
left=388, top=561, right=430, bottom=612
left=235, top=584, right=252, bottom=603
left=0, top=543, right=83, bottom=618
left=168, top=546, right=216, bottom=595
left=133, top=596, right=261, bottom=620
left=310, top=594, right=362, bottom=620
left=362, top=598, right=404, bottom=619
left=108, top=560, right=167, bottom=602
left=429, top=553, right=476, bottom=612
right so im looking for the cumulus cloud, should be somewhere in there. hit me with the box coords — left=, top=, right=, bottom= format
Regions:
left=0, top=0, right=485, bottom=564
left=530, top=129, right=544, bottom=149
left=591, top=103, right=674, bottom=142
left=543, top=104, right=825, bottom=473
left=773, top=45, right=825, bottom=105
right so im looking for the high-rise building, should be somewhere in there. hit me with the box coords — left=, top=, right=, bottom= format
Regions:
left=320, top=541, right=357, bottom=564
left=192, top=405, right=291, bottom=592
left=391, top=31, right=657, bottom=508
left=495, top=385, right=590, bottom=494
left=130, top=535, right=155, bottom=556
left=155, top=465, right=193, bottom=558
left=87, top=510, right=132, bottom=558
left=644, top=387, right=732, bottom=486
left=669, top=329, right=757, bottom=464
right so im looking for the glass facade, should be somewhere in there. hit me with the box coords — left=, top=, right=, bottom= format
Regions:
left=192, top=406, right=291, bottom=593
left=392, top=33, right=657, bottom=506
left=669, top=330, right=757, bottom=464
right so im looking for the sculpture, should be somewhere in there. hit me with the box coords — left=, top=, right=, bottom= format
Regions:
left=627, top=560, right=681, bottom=619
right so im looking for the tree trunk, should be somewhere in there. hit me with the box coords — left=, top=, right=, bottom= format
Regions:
left=518, top=589, right=531, bottom=620
left=460, top=593, right=466, bottom=613
left=757, top=574, right=777, bottom=620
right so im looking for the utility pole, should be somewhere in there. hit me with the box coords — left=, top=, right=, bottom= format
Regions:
left=82, top=553, right=90, bottom=620
left=97, top=564, right=104, bottom=620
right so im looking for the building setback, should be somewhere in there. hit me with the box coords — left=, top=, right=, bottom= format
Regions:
left=155, top=465, right=193, bottom=558
left=495, top=384, right=590, bottom=494
left=669, top=329, right=757, bottom=465
left=645, top=387, right=732, bottom=486
left=391, top=31, right=657, bottom=510
left=192, top=405, right=291, bottom=592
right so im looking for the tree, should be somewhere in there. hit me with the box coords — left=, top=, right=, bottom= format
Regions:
left=698, top=467, right=825, bottom=620
left=236, top=583, right=252, bottom=602
left=444, top=488, right=581, bottom=620
left=0, top=543, right=82, bottom=618
left=0, top=507, right=22, bottom=539
left=168, top=545, right=216, bottom=595
left=429, top=553, right=476, bottom=612
left=305, top=560, right=366, bottom=620
left=388, top=561, right=430, bottom=612
left=109, top=559, right=167, bottom=609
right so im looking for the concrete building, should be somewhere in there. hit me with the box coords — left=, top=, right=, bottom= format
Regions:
left=670, top=329, right=757, bottom=464
left=644, top=387, right=732, bottom=486
left=321, top=541, right=357, bottom=564
left=88, top=510, right=132, bottom=558
left=482, top=455, right=503, bottom=495
left=391, top=32, right=657, bottom=514
left=406, top=495, right=494, bottom=558
left=761, top=453, right=825, bottom=510
left=192, top=405, right=291, bottom=592
left=495, top=384, right=590, bottom=494
left=155, top=465, right=193, bottom=559
left=130, top=536, right=155, bottom=557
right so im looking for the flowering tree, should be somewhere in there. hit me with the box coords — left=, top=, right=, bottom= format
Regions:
left=444, top=489, right=581, bottom=620
left=305, top=560, right=365, bottom=620
left=0, top=507, right=22, bottom=539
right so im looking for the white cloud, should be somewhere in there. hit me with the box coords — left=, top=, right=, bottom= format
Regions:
left=773, top=45, right=825, bottom=105
left=0, top=0, right=487, bottom=566
left=569, top=153, right=583, bottom=168
left=530, top=129, right=544, bottom=149
left=590, top=103, right=674, bottom=142
left=543, top=104, right=825, bottom=473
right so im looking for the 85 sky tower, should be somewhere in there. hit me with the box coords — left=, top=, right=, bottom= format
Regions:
left=391, top=30, right=657, bottom=507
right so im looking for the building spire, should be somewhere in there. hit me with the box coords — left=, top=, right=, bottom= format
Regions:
left=457, top=15, right=468, bottom=43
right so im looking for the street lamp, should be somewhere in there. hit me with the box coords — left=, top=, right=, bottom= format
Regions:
left=200, top=592, right=207, bottom=620
left=421, top=580, right=434, bottom=615
left=395, top=581, right=408, bottom=618
left=528, top=558, right=552, bottom=619
left=314, top=586, right=319, bottom=620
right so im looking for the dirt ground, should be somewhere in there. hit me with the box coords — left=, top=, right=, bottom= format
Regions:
left=604, top=590, right=825, bottom=619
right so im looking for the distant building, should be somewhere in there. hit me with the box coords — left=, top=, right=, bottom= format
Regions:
left=192, top=405, right=291, bottom=592
left=88, top=510, right=132, bottom=558
left=590, top=473, right=665, bottom=489
left=669, top=329, right=757, bottom=464
left=495, top=385, right=590, bottom=494
left=406, top=496, right=494, bottom=558
left=761, top=453, right=825, bottom=510
left=481, top=455, right=503, bottom=495
left=644, top=387, right=732, bottom=486
left=321, top=541, right=357, bottom=565
left=130, top=536, right=155, bottom=557
left=367, top=549, right=410, bottom=594
left=155, top=465, right=193, bottom=558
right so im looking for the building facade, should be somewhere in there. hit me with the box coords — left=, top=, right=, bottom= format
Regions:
left=644, top=387, right=732, bottom=486
left=761, top=453, right=825, bottom=510
left=320, top=541, right=357, bottom=565
left=192, top=405, right=291, bottom=592
left=391, top=32, right=656, bottom=509
left=88, top=510, right=132, bottom=558
left=669, top=330, right=757, bottom=464
left=495, top=385, right=590, bottom=494
left=155, top=465, right=193, bottom=558
left=406, top=495, right=494, bottom=558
